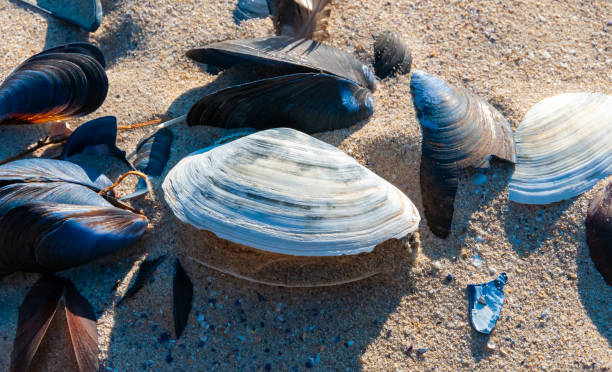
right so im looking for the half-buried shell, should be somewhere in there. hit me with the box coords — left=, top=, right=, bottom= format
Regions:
left=163, top=128, right=420, bottom=286
left=410, top=70, right=516, bottom=238
left=509, top=93, right=612, bottom=205
left=373, top=31, right=412, bottom=79
left=586, top=181, right=612, bottom=286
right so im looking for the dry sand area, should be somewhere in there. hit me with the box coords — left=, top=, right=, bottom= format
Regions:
left=1, top=0, right=611, bottom=370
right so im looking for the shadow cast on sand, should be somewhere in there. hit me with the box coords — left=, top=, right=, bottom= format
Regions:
left=577, top=239, right=612, bottom=347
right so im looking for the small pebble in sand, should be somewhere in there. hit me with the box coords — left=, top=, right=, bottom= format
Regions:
left=432, top=260, right=441, bottom=271
left=486, top=340, right=496, bottom=351
left=417, top=348, right=428, bottom=355
left=607, top=20, right=612, bottom=26
left=472, top=253, right=483, bottom=267
left=489, top=267, right=497, bottom=276
left=445, top=274, right=454, bottom=282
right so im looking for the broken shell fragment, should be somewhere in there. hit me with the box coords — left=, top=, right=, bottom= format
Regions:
left=586, top=181, right=612, bottom=285
left=233, top=0, right=271, bottom=23
left=410, top=70, right=516, bottom=238
left=163, top=128, right=421, bottom=286
left=467, top=273, right=508, bottom=334
left=373, top=32, right=412, bottom=79
left=509, top=93, right=612, bottom=205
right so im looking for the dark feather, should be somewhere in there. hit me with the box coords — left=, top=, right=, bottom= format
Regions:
left=173, top=259, right=193, bottom=339
left=271, top=0, right=331, bottom=41
left=586, top=182, right=612, bottom=285
left=187, top=73, right=374, bottom=133
left=186, top=36, right=376, bottom=91
left=373, top=32, right=412, bottom=79
left=63, top=278, right=98, bottom=372
left=60, top=116, right=129, bottom=166
left=10, top=275, right=64, bottom=372
left=116, top=255, right=167, bottom=305
left=0, top=43, right=108, bottom=124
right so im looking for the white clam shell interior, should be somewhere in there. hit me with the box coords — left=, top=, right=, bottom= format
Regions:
left=163, top=128, right=420, bottom=256
left=509, top=93, right=612, bottom=204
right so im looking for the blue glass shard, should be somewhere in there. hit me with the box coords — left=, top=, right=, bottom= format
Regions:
left=467, top=273, right=507, bottom=334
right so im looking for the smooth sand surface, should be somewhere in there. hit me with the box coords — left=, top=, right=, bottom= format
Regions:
left=0, top=0, right=611, bottom=370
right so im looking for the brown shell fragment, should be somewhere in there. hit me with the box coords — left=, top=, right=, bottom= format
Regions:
left=586, top=181, right=612, bottom=285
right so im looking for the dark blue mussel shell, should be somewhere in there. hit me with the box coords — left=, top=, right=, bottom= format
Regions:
left=586, top=181, right=612, bottom=285
left=234, top=0, right=271, bottom=23
left=467, top=273, right=508, bottom=334
left=60, top=116, right=129, bottom=166
left=0, top=159, right=147, bottom=275
left=18, top=0, right=103, bottom=32
left=0, top=43, right=107, bottom=124
left=187, top=73, right=374, bottom=133
left=132, top=128, right=174, bottom=177
left=410, top=71, right=516, bottom=238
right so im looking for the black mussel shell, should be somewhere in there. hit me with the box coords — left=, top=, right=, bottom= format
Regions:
left=60, top=116, right=129, bottom=166
left=187, top=73, right=374, bottom=134
left=186, top=36, right=376, bottom=92
left=0, top=159, right=147, bottom=275
left=373, top=31, right=412, bottom=79
left=410, top=71, right=516, bottom=238
left=0, top=43, right=108, bottom=124
left=132, top=128, right=174, bottom=177
left=586, top=182, right=612, bottom=285
left=18, top=0, right=103, bottom=32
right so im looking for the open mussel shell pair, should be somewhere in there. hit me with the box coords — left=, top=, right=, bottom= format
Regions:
left=163, top=128, right=421, bottom=287
left=586, top=181, right=612, bottom=285
left=0, top=159, right=147, bottom=276
left=410, top=71, right=516, bottom=238
left=373, top=32, right=412, bottom=79
left=509, top=93, right=612, bottom=205
left=0, top=43, right=107, bottom=124
left=185, top=36, right=376, bottom=133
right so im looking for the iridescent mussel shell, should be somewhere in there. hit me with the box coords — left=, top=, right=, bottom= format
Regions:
left=467, top=273, right=508, bottom=334
left=410, top=70, right=516, bottom=238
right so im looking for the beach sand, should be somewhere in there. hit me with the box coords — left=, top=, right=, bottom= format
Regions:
left=0, top=0, right=611, bottom=370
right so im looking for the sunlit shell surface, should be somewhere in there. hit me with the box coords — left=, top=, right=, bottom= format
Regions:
left=410, top=70, right=516, bottom=238
left=509, top=93, right=612, bottom=205
left=163, top=128, right=420, bottom=257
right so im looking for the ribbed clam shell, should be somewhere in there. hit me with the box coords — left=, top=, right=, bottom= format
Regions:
left=509, top=93, right=612, bottom=205
left=163, top=128, right=420, bottom=256
left=410, top=70, right=516, bottom=238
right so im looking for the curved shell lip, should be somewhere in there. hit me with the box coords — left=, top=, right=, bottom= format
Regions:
left=508, top=92, right=612, bottom=205
left=162, top=127, right=420, bottom=257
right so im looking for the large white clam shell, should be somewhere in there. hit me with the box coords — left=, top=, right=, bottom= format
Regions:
left=509, top=93, right=612, bottom=204
left=163, top=128, right=420, bottom=256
